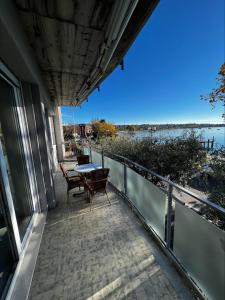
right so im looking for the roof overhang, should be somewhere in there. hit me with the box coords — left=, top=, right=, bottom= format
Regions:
left=15, top=0, right=159, bottom=106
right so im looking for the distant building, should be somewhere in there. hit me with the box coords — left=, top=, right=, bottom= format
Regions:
left=79, top=124, right=92, bottom=138
left=63, top=124, right=92, bottom=139
left=148, top=126, right=157, bottom=131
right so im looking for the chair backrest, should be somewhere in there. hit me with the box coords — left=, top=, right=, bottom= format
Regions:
left=89, top=168, right=109, bottom=192
left=77, top=155, right=89, bottom=165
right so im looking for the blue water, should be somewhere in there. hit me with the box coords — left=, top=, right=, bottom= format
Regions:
left=122, top=127, right=225, bottom=148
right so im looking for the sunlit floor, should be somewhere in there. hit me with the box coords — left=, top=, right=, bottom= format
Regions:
left=28, top=165, right=194, bottom=300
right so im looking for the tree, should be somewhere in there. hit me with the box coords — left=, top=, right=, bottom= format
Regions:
left=63, top=125, right=77, bottom=141
left=91, top=120, right=116, bottom=139
left=201, top=63, right=225, bottom=119
left=126, top=125, right=136, bottom=132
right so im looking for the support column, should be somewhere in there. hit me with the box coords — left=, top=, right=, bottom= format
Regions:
left=47, top=116, right=58, bottom=172
left=54, top=106, right=65, bottom=162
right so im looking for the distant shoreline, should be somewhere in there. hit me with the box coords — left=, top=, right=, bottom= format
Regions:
left=116, top=124, right=225, bottom=131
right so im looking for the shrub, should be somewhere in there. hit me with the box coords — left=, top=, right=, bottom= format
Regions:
left=96, top=131, right=207, bottom=186
left=206, top=148, right=225, bottom=209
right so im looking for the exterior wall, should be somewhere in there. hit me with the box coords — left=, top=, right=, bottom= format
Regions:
left=0, top=1, right=58, bottom=299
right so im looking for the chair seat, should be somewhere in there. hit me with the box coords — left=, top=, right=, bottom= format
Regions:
left=68, top=177, right=83, bottom=190
left=68, top=176, right=83, bottom=183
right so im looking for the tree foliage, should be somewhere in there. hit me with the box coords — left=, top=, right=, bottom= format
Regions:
left=99, top=131, right=207, bottom=186
left=91, top=120, right=116, bottom=139
left=125, top=125, right=137, bottom=131
left=201, top=63, right=225, bottom=119
left=63, top=125, right=76, bottom=141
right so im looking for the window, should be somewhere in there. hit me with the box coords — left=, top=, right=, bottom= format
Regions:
left=0, top=78, right=34, bottom=239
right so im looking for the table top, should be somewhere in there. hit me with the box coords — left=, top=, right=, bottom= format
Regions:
left=75, top=163, right=102, bottom=173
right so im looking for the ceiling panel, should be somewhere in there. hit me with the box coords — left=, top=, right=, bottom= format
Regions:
left=15, top=0, right=158, bottom=105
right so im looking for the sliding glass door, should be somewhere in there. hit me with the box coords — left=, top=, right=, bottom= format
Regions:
left=0, top=183, right=18, bottom=298
left=0, top=78, right=34, bottom=240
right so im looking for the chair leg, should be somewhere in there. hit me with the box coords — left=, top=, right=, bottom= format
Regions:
left=106, top=191, right=111, bottom=205
left=89, top=192, right=95, bottom=211
left=67, top=188, right=69, bottom=203
left=86, top=189, right=90, bottom=202
left=90, top=194, right=93, bottom=211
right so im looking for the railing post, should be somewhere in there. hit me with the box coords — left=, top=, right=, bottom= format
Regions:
left=166, top=184, right=173, bottom=249
left=124, top=163, right=127, bottom=195
left=102, top=150, right=104, bottom=168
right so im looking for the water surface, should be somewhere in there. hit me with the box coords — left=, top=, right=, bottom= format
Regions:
left=120, top=127, right=225, bottom=148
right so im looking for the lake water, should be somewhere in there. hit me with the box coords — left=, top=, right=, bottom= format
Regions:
left=120, top=127, right=225, bottom=148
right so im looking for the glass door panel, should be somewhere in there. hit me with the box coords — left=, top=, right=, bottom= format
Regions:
left=0, top=184, right=17, bottom=298
left=0, top=78, right=33, bottom=240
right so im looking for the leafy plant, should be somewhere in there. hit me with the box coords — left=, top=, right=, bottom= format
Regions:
left=98, top=131, right=207, bottom=186
left=206, top=148, right=225, bottom=209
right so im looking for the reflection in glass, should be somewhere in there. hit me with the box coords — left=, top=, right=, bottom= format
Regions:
left=0, top=187, right=17, bottom=298
left=0, top=78, right=33, bottom=239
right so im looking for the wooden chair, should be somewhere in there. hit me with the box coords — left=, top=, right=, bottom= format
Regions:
left=84, top=168, right=110, bottom=209
left=77, top=155, right=89, bottom=165
left=65, top=175, right=83, bottom=202
left=60, top=163, right=83, bottom=201
left=60, top=163, right=78, bottom=178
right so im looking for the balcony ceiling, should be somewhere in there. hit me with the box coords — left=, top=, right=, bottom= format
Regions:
left=15, top=0, right=158, bottom=106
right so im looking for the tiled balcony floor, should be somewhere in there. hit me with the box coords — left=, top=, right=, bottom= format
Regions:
left=28, top=166, right=194, bottom=300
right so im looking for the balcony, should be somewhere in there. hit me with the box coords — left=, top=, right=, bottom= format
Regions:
left=28, top=148, right=225, bottom=300
left=2, top=1, right=224, bottom=300
left=28, top=164, right=194, bottom=300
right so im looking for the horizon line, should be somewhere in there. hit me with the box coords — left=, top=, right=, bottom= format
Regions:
left=63, top=122, right=225, bottom=126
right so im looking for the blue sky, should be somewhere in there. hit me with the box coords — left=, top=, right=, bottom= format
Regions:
left=62, top=0, right=224, bottom=125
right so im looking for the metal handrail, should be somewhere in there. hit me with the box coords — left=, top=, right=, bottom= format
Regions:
left=85, top=145, right=225, bottom=299
left=89, top=146, right=225, bottom=215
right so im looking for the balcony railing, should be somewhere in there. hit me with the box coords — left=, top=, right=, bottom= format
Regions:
left=83, top=146, right=225, bottom=300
